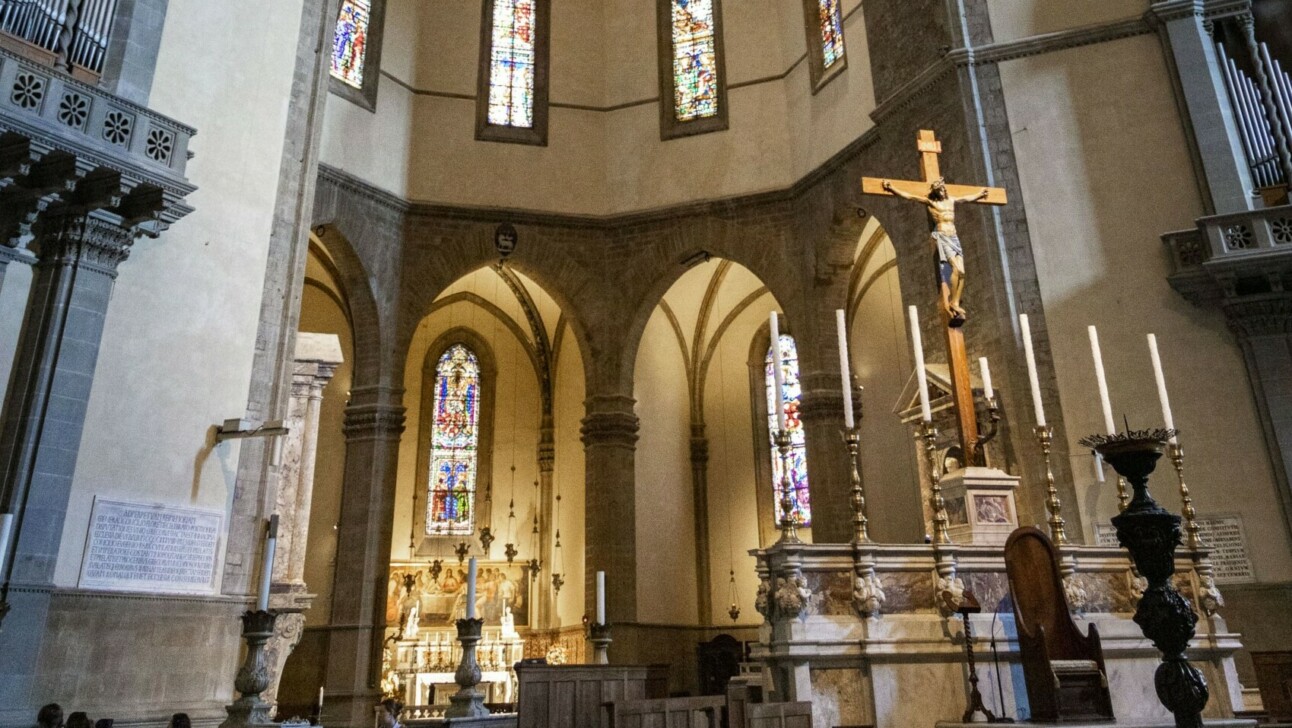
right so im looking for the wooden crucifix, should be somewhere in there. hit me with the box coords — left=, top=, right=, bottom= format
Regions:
left=862, top=130, right=1007, bottom=462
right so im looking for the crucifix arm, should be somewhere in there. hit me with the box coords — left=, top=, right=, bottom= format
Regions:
left=882, top=180, right=929, bottom=205
left=954, top=188, right=991, bottom=204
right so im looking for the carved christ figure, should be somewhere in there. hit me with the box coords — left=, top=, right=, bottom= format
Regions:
left=882, top=178, right=989, bottom=321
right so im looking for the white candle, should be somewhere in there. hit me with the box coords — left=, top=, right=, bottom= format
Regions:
left=908, top=306, right=931, bottom=422
left=318, top=686, right=325, bottom=711
left=1093, top=451, right=1106, bottom=483
left=596, top=570, right=606, bottom=624
left=1019, top=314, right=1046, bottom=427
left=1148, top=334, right=1177, bottom=443
left=466, top=557, right=478, bottom=619
left=257, top=515, right=279, bottom=611
left=836, top=309, right=855, bottom=429
left=0, top=513, right=13, bottom=576
left=1088, top=326, right=1116, bottom=434
left=769, top=313, right=787, bottom=432
left=978, top=357, right=993, bottom=402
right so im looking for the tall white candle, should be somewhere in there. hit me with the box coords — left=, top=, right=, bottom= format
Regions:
left=1019, top=314, right=1046, bottom=427
left=978, top=357, right=994, bottom=401
left=769, top=313, right=787, bottom=432
left=0, top=513, right=13, bottom=576
left=1088, top=326, right=1116, bottom=434
left=318, top=687, right=325, bottom=711
left=596, top=570, right=606, bottom=624
left=1148, top=334, right=1177, bottom=443
left=257, top=515, right=279, bottom=611
left=908, top=306, right=932, bottom=422
left=466, top=557, right=478, bottom=619
left=836, top=309, right=855, bottom=429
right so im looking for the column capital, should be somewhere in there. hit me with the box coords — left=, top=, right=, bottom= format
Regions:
left=1225, top=295, right=1292, bottom=339
left=581, top=395, right=639, bottom=450
left=31, top=212, right=135, bottom=277
left=343, top=403, right=406, bottom=442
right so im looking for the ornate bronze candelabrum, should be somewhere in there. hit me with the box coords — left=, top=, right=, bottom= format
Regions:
left=220, top=609, right=278, bottom=728
left=1081, top=429, right=1206, bottom=728
left=774, top=429, right=801, bottom=544
left=843, top=427, right=871, bottom=544
left=1034, top=425, right=1069, bottom=545
left=921, top=421, right=951, bottom=545
left=445, top=617, right=488, bottom=718
left=589, top=621, right=612, bottom=665
left=1168, top=442, right=1203, bottom=550
left=971, top=398, right=1001, bottom=467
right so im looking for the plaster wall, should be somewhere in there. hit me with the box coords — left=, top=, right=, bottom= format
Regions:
left=49, top=0, right=307, bottom=588
left=985, top=0, right=1147, bottom=44
left=999, top=36, right=1292, bottom=581
left=552, top=326, right=586, bottom=627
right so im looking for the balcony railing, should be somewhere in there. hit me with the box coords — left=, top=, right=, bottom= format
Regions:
left=0, top=0, right=117, bottom=75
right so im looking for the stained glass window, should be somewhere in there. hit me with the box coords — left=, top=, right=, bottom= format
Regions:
left=670, top=0, right=720, bottom=121
left=331, top=0, right=371, bottom=89
left=766, top=335, right=811, bottom=527
left=427, top=345, right=482, bottom=535
left=487, top=0, right=537, bottom=128
left=818, top=0, right=844, bottom=69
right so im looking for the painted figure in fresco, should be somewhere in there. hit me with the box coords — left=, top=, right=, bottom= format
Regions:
left=882, top=178, right=990, bottom=321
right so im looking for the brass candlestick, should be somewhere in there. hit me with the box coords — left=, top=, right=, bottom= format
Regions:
left=1034, top=425, right=1068, bottom=546
left=774, top=429, right=801, bottom=544
left=921, top=421, right=951, bottom=545
left=1115, top=476, right=1131, bottom=512
left=1168, top=442, right=1203, bottom=550
left=843, top=428, right=871, bottom=544
left=971, top=398, right=1001, bottom=467
left=589, top=622, right=612, bottom=665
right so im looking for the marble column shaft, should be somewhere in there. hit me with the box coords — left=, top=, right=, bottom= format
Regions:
left=0, top=211, right=133, bottom=707
left=580, top=394, right=638, bottom=624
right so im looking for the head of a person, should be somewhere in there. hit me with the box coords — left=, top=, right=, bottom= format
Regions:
left=37, top=704, right=63, bottom=728
left=169, top=714, right=191, bottom=728
left=64, top=713, right=91, bottom=728
left=377, top=698, right=403, bottom=728
left=929, top=178, right=948, bottom=200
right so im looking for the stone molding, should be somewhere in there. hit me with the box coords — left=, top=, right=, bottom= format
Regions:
left=580, top=410, right=640, bottom=450
left=342, top=403, right=406, bottom=441
left=31, top=211, right=135, bottom=276
left=1225, top=295, right=1292, bottom=338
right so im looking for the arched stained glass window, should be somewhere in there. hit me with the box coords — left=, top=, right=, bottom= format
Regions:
left=477, top=0, right=550, bottom=145
left=331, top=0, right=371, bottom=89
left=670, top=0, right=720, bottom=121
left=818, top=0, right=845, bottom=69
left=427, top=344, right=482, bottom=535
left=765, top=334, right=811, bottom=526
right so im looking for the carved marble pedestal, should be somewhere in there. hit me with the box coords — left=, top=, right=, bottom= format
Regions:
left=940, top=467, right=1020, bottom=545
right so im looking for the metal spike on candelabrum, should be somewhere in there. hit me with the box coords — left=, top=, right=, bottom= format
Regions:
left=589, top=622, right=612, bottom=665
left=921, top=421, right=952, bottom=545
left=1168, top=443, right=1203, bottom=550
left=774, top=429, right=801, bottom=544
left=1035, top=425, right=1069, bottom=546
left=843, top=428, right=871, bottom=544
left=219, top=610, right=278, bottom=728
left=445, top=618, right=488, bottom=718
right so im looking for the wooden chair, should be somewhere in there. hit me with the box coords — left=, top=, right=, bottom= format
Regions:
left=1004, top=527, right=1114, bottom=723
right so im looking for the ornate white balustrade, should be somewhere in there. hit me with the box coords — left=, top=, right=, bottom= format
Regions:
left=1164, top=204, right=1292, bottom=305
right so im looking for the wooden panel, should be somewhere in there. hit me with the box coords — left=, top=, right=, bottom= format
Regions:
left=1252, top=651, right=1292, bottom=721
left=747, top=702, right=812, bottom=728
left=516, top=664, right=672, bottom=728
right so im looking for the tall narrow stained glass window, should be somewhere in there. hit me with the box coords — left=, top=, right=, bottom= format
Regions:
left=818, top=0, right=845, bottom=69
left=331, top=0, right=371, bottom=89
left=486, top=0, right=537, bottom=128
left=427, top=345, right=482, bottom=535
left=670, top=0, right=720, bottom=121
left=765, top=335, right=811, bottom=526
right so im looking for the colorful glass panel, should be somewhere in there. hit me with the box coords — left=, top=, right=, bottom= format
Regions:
left=331, top=0, right=371, bottom=89
left=487, top=0, right=537, bottom=128
left=818, top=0, right=844, bottom=69
left=671, top=0, right=719, bottom=121
left=427, top=345, right=481, bottom=535
left=765, top=335, right=811, bottom=527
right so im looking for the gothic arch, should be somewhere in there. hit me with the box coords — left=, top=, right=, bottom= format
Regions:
left=310, top=224, right=385, bottom=391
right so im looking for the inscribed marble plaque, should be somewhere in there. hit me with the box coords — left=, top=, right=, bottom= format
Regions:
left=1096, top=514, right=1253, bottom=584
left=79, top=498, right=222, bottom=594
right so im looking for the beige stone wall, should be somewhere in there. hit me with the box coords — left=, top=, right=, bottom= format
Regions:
left=47, top=0, right=309, bottom=588
left=1000, top=34, right=1292, bottom=581
left=986, top=0, right=1147, bottom=43
left=552, top=325, right=587, bottom=626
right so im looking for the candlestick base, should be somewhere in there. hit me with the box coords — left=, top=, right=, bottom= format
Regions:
left=589, top=622, right=612, bottom=665
left=219, top=610, right=279, bottom=728
left=446, top=617, right=489, bottom=719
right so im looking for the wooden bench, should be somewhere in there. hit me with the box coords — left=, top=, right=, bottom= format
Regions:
left=515, top=663, right=670, bottom=728
left=602, top=695, right=725, bottom=728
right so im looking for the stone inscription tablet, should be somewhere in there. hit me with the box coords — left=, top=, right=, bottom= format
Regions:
left=79, top=498, right=222, bottom=594
left=1096, top=514, right=1254, bottom=584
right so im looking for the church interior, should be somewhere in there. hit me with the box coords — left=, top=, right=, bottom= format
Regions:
left=2, top=0, right=1292, bottom=727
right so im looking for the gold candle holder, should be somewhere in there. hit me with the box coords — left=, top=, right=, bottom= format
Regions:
left=843, top=428, right=871, bottom=544
left=1115, top=476, right=1131, bottom=512
left=774, top=429, right=801, bottom=544
left=1169, top=442, right=1203, bottom=550
left=1035, top=425, right=1068, bottom=545
left=921, top=421, right=951, bottom=545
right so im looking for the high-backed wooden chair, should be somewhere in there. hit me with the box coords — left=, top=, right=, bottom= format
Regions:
left=1004, top=527, right=1114, bottom=723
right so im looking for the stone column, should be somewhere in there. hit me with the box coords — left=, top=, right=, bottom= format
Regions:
left=536, top=415, right=555, bottom=629
left=0, top=211, right=133, bottom=706
left=1149, top=1, right=1256, bottom=214
left=798, top=372, right=852, bottom=544
left=263, top=333, right=343, bottom=706
left=580, top=394, right=639, bottom=625
left=321, top=386, right=405, bottom=728
left=690, top=422, right=712, bottom=625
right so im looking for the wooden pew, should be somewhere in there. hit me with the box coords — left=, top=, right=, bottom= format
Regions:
left=745, top=702, right=812, bottom=728
left=602, top=696, right=725, bottom=728
left=515, top=663, right=669, bottom=728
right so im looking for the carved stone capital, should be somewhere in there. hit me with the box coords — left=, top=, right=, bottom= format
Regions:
left=581, top=397, right=639, bottom=449
left=1224, top=295, right=1292, bottom=339
left=342, top=403, right=406, bottom=441
left=31, top=212, right=135, bottom=276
